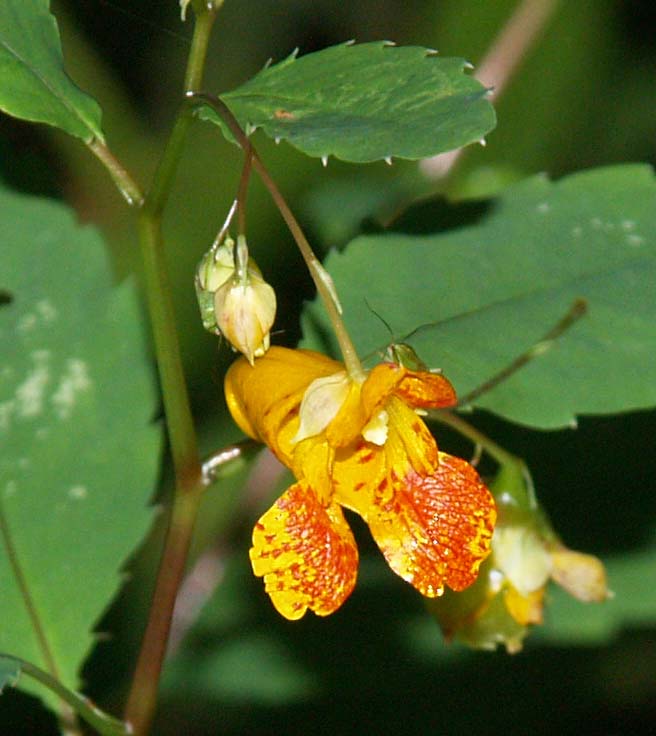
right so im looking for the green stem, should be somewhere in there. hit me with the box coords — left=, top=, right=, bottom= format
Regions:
left=86, top=138, right=143, bottom=207
left=458, top=299, right=587, bottom=407
left=432, top=409, right=518, bottom=467
left=123, top=489, right=202, bottom=735
left=1, top=654, right=128, bottom=736
left=123, top=7, right=219, bottom=735
left=236, top=151, right=253, bottom=236
left=135, top=213, right=200, bottom=486
left=188, top=92, right=365, bottom=380
left=184, top=5, right=218, bottom=91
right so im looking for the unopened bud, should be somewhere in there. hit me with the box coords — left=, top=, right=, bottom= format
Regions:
left=195, top=235, right=276, bottom=364
left=492, top=525, right=553, bottom=596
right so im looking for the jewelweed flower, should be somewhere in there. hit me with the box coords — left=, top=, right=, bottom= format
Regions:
left=225, top=346, right=496, bottom=620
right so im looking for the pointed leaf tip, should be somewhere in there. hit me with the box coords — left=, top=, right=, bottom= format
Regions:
left=0, top=0, right=104, bottom=141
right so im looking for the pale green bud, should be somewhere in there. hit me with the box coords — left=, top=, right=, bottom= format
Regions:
left=195, top=235, right=276, bottom=364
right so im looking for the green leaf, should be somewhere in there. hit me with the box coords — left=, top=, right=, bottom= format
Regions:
left=205, top=41, right=495, bottom=163
left=302, top=164, right=656, bottom=428
left=0, top=188, right=160, bottom=705
left=0, top=0, right=103, bottom=141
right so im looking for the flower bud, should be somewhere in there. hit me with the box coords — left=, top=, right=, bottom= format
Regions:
left=428, top=462, right=609, bottom=653
left=426, top=556, right=531, bottom=654
left=195, top=235, right=276, bottom=364
left=549, top=546, right=610, bottom=603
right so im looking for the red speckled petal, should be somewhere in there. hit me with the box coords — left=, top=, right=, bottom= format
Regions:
left=365, top=453, right=496, bottom=597
left=250, top=482, right=358, bottom=619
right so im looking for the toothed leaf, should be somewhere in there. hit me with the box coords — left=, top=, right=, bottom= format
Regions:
left=201, top=42, right=495, bottom=163
left=0, top=0, right=103, bottom=141
left=302, top=164, right=656, bottom=428
left=0, top=187, right=160, bottom=705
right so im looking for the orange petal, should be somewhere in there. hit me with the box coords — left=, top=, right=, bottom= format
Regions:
left=358, top=453, right=496, bottom=597
left=326, top=362, right=414, bottom=448
left=225, top=346, right=342, bottom=462
left=250, top=481, right=358, bottom=619
left=395, top=369, right=457, bottom=409
left=325, top=362, right=457, bottom=448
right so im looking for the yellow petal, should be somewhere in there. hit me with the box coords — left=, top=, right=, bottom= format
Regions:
left=224, top=347, right=342, bottom=462
left=291, top=434, right=335, bottom=505
left=333, top=397, right=438, bottom=517
left=325, top=362, right=418, bottom=448
left=250, top=481, right=358, bottom=619
left=325, top=361, right=456, bottom=449
left=504, top=584, right=545, bottom=625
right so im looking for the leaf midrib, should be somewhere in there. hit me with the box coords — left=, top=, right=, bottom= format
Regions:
left=0, top=499, right=62, bottom=683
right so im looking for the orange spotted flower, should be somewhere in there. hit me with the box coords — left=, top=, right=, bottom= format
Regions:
left=225, top=346, right=496, bottom=620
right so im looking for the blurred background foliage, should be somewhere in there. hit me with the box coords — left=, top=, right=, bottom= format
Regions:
left=1, top=1, right=655, bottom=733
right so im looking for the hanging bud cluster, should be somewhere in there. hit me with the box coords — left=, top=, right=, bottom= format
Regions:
left=195, top=234, right=276, bottom=365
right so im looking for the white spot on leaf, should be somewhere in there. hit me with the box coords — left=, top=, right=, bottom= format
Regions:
left=15, top=300, right=57, bottom=333
left=36, top=300, right=57, bottom=322
left=626, top=234, right=645, bottom=246
left=52, top=359, right=92, bottom=420
left=68, top=485, right=88, bottom=500
left=17, top=313, right=37, bottom=332
left=16, top=350, right=51, bottom=417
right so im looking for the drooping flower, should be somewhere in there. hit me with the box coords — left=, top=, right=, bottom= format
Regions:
left=224, top=346, right=496, bottom=620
